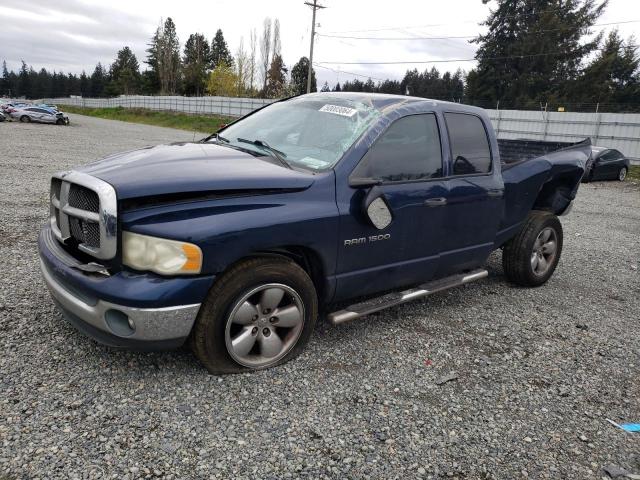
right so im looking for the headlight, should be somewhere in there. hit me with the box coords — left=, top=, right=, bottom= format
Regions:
left=122, top=232, right=202, bottom=275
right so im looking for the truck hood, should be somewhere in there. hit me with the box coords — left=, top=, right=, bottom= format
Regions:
left=77, top=142, right=315, bottom=200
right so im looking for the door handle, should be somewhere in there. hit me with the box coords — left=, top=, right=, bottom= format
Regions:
left=424, top=197, right=447, bottom=207
left=487, top=189, right=503, bottom=198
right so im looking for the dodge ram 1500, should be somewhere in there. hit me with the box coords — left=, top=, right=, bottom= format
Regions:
left=39, top=93, right=590, bottom=373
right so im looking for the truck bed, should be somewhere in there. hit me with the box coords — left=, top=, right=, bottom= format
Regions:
left=498, top=139, right=584, bottom=166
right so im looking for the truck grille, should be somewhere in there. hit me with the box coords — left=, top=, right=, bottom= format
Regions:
left=69, top=184, right=100, bottom=213
left=50, top=172, right=117, bottom=260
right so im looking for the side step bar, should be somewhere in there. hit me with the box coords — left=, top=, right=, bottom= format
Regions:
left=328, top=269, right=488, bottom=325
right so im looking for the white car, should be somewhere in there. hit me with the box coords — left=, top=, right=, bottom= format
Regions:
left=11, top=106, right=69, bottom=125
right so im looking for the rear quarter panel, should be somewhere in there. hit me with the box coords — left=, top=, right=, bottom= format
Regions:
left=497, top=143, right=590, bottom=247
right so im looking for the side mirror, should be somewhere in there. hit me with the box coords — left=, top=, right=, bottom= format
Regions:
left=363, top=186, right=392, bottom=230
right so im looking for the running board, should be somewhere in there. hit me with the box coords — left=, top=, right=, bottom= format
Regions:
left=328, top=269, right=488, bottom=325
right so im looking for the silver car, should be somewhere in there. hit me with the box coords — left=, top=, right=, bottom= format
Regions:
left=11, top=107, right=69, bottom=125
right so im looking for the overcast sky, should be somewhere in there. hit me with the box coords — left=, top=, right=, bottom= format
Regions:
left=1, top=0, right=638, bottom=88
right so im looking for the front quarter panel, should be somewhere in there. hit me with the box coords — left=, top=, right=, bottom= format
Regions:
left=120, top=173, right=339, bottom=295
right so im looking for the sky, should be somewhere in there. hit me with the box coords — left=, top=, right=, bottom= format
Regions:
left=1, top=0, right=638, bottom=88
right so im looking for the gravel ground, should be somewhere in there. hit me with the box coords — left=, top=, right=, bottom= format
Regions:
left=1, top=115, right=639, bottom=479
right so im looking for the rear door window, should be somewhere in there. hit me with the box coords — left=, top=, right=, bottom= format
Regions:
left=445, top=113, right=492, bottom=175
left=352, top=114, right=443, bottom=182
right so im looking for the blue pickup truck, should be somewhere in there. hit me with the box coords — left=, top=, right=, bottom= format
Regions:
left=39, top=93, right=590, bottom=373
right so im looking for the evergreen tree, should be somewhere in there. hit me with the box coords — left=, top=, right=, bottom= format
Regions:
left=377, top=79, right=401, bottom=94
left=17, top=61, right=30, bottom=98
left=572, top=30, right=639, bottom=108
left=466, top=0, right=607, bottom=107
left=79, top=71, right=90, bottom=96
left=211, top=29, right=234, bottom=68
left=320, top=81, right=330, bottom=92
left=1, top=61, right=10, bottom=96
left=183, top=33, right=211, bottom=96
left=110, top=46, right=141, bottom=95
left=333, top=82, right=341, bottom=92
left=290, top=57, right=316, bottom=95
left=144, top=26, right=162, bottom=93
left=161, top=18, right=181, bottom=94
left=90, top=63, right=107, bottom=97
left=150, top=18, right=182, bottom=94
left=264, top=54, right=287, bottom=98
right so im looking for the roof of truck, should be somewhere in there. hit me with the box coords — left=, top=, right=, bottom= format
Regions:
left=300, top=91, right=470, bottom=112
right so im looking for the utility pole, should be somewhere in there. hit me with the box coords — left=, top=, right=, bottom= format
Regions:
left=304, top=0, right=325, bottom=94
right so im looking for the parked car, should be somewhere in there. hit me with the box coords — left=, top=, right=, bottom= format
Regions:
left=38, top=93, right=590, bottom=373
left=11, top=106, right=69, bottom=125
left=583, top=146, right=631, bottom=182
left=1, top=102, right=30, bottom=114
left=35, top=103, right=59, bottom=111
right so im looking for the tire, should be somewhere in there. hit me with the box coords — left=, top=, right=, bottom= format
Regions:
left=502, top=211, right=563, bottom=287
left=191, top=257, right=318, bottom=374
left=56, top=119, right=64, bottom=125
left=20, top=115, right=30, bottom=123
left=618, top=167, right=627, bottom=181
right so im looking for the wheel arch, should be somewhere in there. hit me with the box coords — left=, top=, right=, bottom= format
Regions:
left=220, top=246, right=330, bottom=303
left=532, top=170, right=582, bottom=215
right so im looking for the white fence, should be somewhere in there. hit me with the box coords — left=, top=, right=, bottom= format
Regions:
left=487, top=109, right=640, bottom=162
left=38, top=96, right=640, bottom=162
left=42, top=95, right=275, bottom=118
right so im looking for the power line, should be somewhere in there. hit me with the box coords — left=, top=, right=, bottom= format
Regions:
left=313, top=63, right=387, bottom=82
left=317, top=20, right=640, bottom=41
left=318, top=33, right=474, bottom=41
left=317, top=48, right=610, bottom=65
left=321, top=7, right=589, bottom=34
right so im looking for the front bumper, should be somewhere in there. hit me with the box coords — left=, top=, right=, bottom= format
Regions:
left=39, top=226, right=211, bottom=350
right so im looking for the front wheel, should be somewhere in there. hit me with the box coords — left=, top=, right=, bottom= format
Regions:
left=502, top=211, right=563, bottom=287
left=191, top=257, right=318, bottom=374
left=618, top=167, right=627, bottom=181
left=20, top=115, right=30, bottom=123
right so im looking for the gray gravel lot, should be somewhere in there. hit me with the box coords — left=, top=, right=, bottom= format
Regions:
left=1, top=115, right=639, bottom=479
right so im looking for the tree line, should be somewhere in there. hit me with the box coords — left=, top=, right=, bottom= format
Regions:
left=1, top=1, right=639, bottom=112
left=0, top=17, right=316, bottom=100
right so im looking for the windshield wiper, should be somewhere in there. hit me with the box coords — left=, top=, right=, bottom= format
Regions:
left=237, top=138, right=291, bottom=169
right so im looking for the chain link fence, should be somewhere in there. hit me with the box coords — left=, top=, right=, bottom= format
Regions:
left=39, top=95, right=275, bottom=118
left=489, top=109, right=640, bottom=162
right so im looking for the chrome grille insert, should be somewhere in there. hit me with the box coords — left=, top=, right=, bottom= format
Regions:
left=50, top=171, right=117, bottom=260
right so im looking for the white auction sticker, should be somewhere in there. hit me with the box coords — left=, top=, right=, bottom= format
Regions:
left=319, top=104, right=357, bottom=117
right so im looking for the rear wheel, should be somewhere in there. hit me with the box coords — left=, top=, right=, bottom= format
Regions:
left=618, top=167, right=627, bottom=181
left=20, top=115, right=30, bottom=123
left=191, top=257, right=318, bottom=374
left=502, top=211, right=563, bottom=287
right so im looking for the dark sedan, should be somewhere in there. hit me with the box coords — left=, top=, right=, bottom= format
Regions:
left=583, top=146, right=631, bottom=182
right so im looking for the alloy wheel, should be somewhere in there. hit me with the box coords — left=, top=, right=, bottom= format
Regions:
left=619, top=168, right=627, bottom=181
left=530, top=227, right=557, bottom=276
left=224, top=283, right=305, bottom=368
